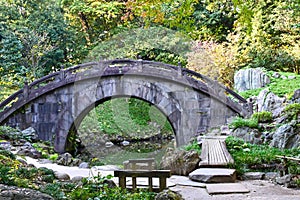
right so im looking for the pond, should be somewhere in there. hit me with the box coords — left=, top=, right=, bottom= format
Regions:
left=78, top=133, right=175, bottom=167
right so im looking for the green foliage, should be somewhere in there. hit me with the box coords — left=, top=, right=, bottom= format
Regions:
left=225, top=136, right=300, bottom=175
left=284, top=103, right=300, bottom=121
left=229, top=117, right=259, bottom=129
left=0, top=149, right=16, bottom=160
left=41, top=183, right=67, bottom=200
left=252, top=111, right=273, bottom=123
left=192, top=1, right=236, bottom=41
left=183, top=140, right=201, bottom=154
left=86, top=26, right=190, bottom=66
left=230, top=0, right=300, bottom=73
left=79, top=98, right=173, bottom=139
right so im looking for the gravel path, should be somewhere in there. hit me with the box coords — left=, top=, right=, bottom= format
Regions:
left=24, top=157, right=300, bottom=200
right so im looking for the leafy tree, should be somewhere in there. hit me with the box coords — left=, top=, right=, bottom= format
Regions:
left=192, top=0, right=237, bottom=41
left=0, top=0, right=80, bottom=86
left=86, top=26, right=191, bottom=66
left=231, top=0, right=300, bottom=72
left=61, top=0, right=126, bottom=45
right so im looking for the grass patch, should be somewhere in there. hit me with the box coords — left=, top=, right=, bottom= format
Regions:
left=225, top=136, right=300, bottom=176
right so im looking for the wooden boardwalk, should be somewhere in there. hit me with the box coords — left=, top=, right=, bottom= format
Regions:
left=199, top=138, right=234, bottom=167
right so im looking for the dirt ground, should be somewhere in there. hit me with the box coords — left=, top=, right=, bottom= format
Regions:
left=170, top=180, right=300, bottom=200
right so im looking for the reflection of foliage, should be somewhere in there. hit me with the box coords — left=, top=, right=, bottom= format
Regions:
left=86, top=26, right=191, bottom=66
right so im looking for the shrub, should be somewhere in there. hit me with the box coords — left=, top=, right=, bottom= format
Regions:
left=0, top=149, right=16, bottom=159
left=187, top=40, right=239, bottom=87
left=183, top=140, right=201, bottom=154
left=284, top=103, right=300, bottom=120
left=225, top=136, right=300, bottom=176
left=229, top=117, right=259, bottom=129
left=252, top=111, right=273, bottom=123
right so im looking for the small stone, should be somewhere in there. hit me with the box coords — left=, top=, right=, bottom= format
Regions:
left=56, top=152, right=73, bottom=166
left=71, top=176, right=84, bottom=182
left=103, top=179, right=117, bottom=188
left=121, top=141, right=130, bottom=146
left=288, top=75, right=296, bottom=79
left=272, top=72, right=281, bottom=78
left=54, top=171, right=70, bottom=181
left=155, top=189, right=183, bottom=200
left=281, top=75, right=287, bottom=79
left=242, top=172, right=265, bottom=180
left=265, top=172, right=280, bottom=180
left=79, top=162, right=89, bottom=169
left=105, top=142, right=114, bottom=148
left=161, top=149, right=200, bottom=176
left=276, top=174, right=291, bottom=185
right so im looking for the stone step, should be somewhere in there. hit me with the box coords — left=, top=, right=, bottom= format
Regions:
left=189, top=168, right=236, bottom=183
left=206, top=183, right=250, bottom=195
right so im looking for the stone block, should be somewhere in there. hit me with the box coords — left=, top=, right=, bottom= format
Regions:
left=189, top=168, right=236, bottom=183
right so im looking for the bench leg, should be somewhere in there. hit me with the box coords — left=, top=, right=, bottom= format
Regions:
left=119, top=176, right=126, bottom=189
left=148, top=177, right=153, bottom=192
left=159, top=178, right=167, bottom=192
left=132, top=177, right=137, bottom=191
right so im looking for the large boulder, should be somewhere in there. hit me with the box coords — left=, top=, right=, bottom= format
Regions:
left=257, top=89, right=285, bottom=117
left=270, top=121, right=300, bottom=149
left=21, top=127, right=38, bottom=141
left=234, top=68, right=270, bottom=92
left=160, top=148, right=200, bottom=176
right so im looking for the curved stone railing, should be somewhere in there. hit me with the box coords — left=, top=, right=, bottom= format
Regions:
left=0, top=59, right=252, bottom=123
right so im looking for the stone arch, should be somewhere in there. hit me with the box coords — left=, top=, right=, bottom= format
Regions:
left=66, top=95, right=178, bottom=152
left=58, top=76, right=184, bottom=153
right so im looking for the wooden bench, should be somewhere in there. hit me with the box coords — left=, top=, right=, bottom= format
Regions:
left=199, top=139, right=234, bottom=167
left=123, top=158, right=155, bottom=170
left=114, top=170, right=171, bottom=192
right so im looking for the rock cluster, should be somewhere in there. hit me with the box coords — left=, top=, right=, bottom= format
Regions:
left=232, top=87, right=300, bottom=149
left=0, top=184, right=53, bottom=200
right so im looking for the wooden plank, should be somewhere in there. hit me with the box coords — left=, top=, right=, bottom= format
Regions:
left=199, top=140, right=209, bottom=166
left=199, top=139, right=234, bottom=167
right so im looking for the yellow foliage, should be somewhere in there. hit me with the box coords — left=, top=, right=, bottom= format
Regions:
left=187, top=40, right=239, bottom=88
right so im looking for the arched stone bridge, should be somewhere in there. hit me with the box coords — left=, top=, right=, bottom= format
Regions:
left=0, top=59, right=252, bottom=153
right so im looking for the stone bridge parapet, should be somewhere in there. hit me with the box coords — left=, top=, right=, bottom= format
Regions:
left=0, top=59, right=252, bottom=152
